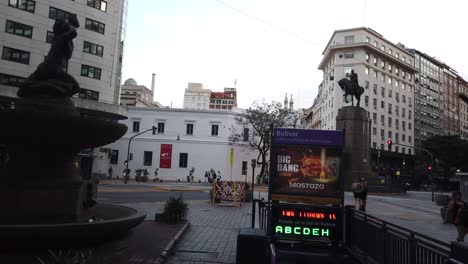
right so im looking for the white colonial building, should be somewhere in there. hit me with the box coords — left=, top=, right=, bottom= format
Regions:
left=0, top=0, right=127, bottom=104
left=313, top=27, right=417, bottom=155
left=93, top=107, right=258, bottom=182
left=183, top=82, right=211, bottom=110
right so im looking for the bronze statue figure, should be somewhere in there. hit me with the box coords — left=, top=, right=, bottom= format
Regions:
left=338, top=69, right=364, bottom=107
left=17, top=15, right=80, bottom=99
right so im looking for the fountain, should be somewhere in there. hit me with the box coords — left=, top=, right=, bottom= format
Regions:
left=0, top=15, right=145, bottom=248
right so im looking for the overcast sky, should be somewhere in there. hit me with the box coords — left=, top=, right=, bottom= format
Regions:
left=122, top=0, right=468, bottom=109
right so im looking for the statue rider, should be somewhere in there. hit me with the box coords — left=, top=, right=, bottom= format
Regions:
left=349, top=69, right=358, bottom=92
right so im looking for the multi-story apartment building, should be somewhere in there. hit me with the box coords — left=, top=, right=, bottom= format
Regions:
left=316, top=27, right=417, bottom=156
left=209, top=87, right=237, bottom=110
left=0, top=0, right=127, bottom=105
left=459, top=78, right=468, bottom=139
left=183, top=82, right=211, bottom=110
left=92, top=107, right=256, bottom=181
left=443, top=67, right=461, bottom=136
left=120, top=78, right=153, bottom=107
left=409, top=49, right=444, bottom=150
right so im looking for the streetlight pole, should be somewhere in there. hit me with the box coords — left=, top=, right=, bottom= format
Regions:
left=251, top=159, right=256, bottom=228
left=125, top=126, right=157, bottom=173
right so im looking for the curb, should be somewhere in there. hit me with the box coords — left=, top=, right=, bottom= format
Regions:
left=153, top=187, right=206, bottom=192
left=154, top=221, right=190, bottom=264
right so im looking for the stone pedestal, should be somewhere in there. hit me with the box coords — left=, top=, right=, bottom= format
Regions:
left=336, top=106, right=372, bottom=190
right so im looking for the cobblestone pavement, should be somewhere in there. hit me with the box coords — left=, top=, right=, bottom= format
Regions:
left=166, top=200, right=252, bottom=264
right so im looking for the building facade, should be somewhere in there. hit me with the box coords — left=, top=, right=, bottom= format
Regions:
left=0, top=0, right=127, bottom=105
left=209, top=87, right=237, bottom=110
left=442, top=67, right=461, bottom=136
left=459, top=78, right=468, bottom=139
left=410, top=49, right=444, bottom=150
left=316, top=27, right=417, bottom=155
left=183, top=83, right=211, bottom=110
left=120, top=78, right=154, bottom=107
left=93, top=107, right=257, bottom=182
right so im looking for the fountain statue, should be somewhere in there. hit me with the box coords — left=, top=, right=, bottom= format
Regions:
left=0, top=15, right=145, bottom=248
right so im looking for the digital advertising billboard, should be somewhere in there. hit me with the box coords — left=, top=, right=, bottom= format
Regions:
left=270, top=129, right=344, bottom=204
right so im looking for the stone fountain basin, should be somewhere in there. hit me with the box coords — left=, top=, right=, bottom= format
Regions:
left=0, top=204, right=146, bottom=249
left=0, top=109, right=127, bottom=150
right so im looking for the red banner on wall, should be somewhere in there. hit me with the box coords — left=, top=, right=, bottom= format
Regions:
left=160, top=144, right=172, bottom=168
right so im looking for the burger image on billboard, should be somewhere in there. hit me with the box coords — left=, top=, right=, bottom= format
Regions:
left=271, top=145, right=341, bottom=196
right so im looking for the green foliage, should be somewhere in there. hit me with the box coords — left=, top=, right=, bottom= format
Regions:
left=36, top=249, right=103, bottom=264
left=423, top=135, right=468, bottom=179
left=163, top=196, right=189, bottom=223
left=230, top=100, right=294, bottom=179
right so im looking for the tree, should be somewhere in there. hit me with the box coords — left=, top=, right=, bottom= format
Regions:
left=230, top=101, right=294, bottom=180
left=422, top=135, right=468, bottom=180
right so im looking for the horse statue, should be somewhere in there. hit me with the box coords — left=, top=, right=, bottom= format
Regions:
left=338, top=77, right=364, bottom=107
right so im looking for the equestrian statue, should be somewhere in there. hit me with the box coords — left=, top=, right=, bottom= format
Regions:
left=338, top=69, right=364, bottom=107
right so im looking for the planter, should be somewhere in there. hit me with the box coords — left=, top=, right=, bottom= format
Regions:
left=435, top=194, right=451, bottom=206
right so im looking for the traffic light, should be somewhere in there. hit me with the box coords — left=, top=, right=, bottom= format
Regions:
left=427, top=166, right=432, bottom=171
left=386, top=139, right=392, bottom=151
left=152, top=126, right=157, bottom=135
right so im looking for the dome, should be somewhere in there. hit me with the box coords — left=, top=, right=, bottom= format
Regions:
left=124, top=78, right=137, bottom=85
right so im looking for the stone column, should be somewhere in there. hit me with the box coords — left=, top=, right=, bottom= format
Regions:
left=336, top=106, right=372, bottom=190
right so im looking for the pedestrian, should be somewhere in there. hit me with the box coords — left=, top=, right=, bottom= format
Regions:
left=108, top=167, right=113, bottom=179
left=359, top=178, right=368, bottom=212
left=445, top=191, right=468, bottom=241
left=351, top=178, right=361, bottom=208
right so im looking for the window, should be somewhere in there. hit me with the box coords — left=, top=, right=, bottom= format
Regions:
left=365, top=96, right=369, bottom=107
left=381, top=101, right=384, bottom=109
left=380, top=129, right=384, bottom=139
left=381, top=115, right=384, bottom=126
left=5, top=20, right=32, bottom=38
left=381, top=87, right=385, bottom=97
left=158, top=122, right=165, bottom=134
left=179, top=153, right=188, bottom=168
left=8, top=0, right=35, bottom=13
left=396, top=93, right=400, bottom=102
left=109, top=150, right=118, bottom=164
left=365, top=81, right=369, bottom=89
left=381, top=60, right=385, bottom=69
left=373, top=57, right=378, bottom=66
left=402, top=121, right=406, bottom=131
left=373, top=113, right=377, bottom=124
left=0, top=72, right=26, bottom=87
left=402, top=95, right=406, bottom=103
left=344, top=35, right=354, bottom=44
left=373, top=41, right=378, bottom=47
left=408, top=123, right=412, bottom=130
left=365, top=53, right=369, bottom=62
left=402, top=108, right=406, bottom=118
left=409, top=110, right=412, bottom=119
left=388, top=131, right=392, bottom=139
left=388, top=117, right=392, bottom=127
left=366, top=37, right=370, bottom=43
left=344, top=53, right=354, bottom=59
left=211, top=124, right=219, bottom=136
left=372, top=127, right=377, bottom=135
left=388, top=103, right=392, bottom=114
left=402, top=134, right=406, bottom=142
left=396, top=106, right=399, bottom=116
left=2, top=47, right=30, bottom=64
left=46, top=31, right=54, bottom=43
left=381, top=45, right=385, bottom=51
left=85, top=18, right=105, bottom=34
left=381, top=74, right=385, bottom=83
left=373, top=142, right=377, bottom=149
left=388, top=90, right=392, bottom=98
left=186, top=123, right=193, bottom=135
left=395, top=119, right=399, bottom=129
left=49, top=7, right=75, bottom=21
left=388, top=77, right=392, bottom=85
left=409, top=136, right=412, bottom=143
left=388, top=64, right=392, bottom=72
left=373, top=84, right=377, bottom=94
left=78, top=88, right=99, bottom=101
left=395, top=133, right=399, bottom=143
left=373, top=98, right=377, bottom=109
left=373, top=70, right=378, bottom=79
left=83, top=41, right=104, bottom=57
left=87, top=0, right=107, bottom=12
left=365, top=67, right=369, bottom=75
left=395, top=146, right=399, bottom=153
left=243, top=127, right=249, bottom=141
left=132, top=121, right=140, bottom=132
left=143, top=151, right=153, bottom=166
left=388, top=49, right=392, bottom=55
left=81, top=65, right=101, bottom=80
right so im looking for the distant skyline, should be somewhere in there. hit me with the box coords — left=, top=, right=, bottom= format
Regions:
left=122, top=0, right=468, bottom=109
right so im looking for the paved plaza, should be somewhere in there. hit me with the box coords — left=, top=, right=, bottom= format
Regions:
left=99, top=182, right=462, bottom=263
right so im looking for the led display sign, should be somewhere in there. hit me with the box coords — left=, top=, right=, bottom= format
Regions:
left=271, top=204, right=342, bottom=242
